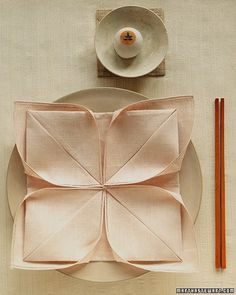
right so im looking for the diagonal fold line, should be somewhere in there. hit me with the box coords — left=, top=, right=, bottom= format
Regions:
left=28, top=112, right=101, bottom=184
left=23, top=190, right=102, bottom=260
left=105, top=109, right=177, bottom=182
left=106, top=189, right=182, bottom=262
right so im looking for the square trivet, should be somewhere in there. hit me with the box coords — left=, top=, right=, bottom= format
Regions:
left=96, top=8, right=166, bottom=77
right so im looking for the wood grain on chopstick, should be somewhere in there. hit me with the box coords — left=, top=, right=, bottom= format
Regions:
left=220, top=98, right=226, bottom=269
left=215, top=98, right=221, bottom=269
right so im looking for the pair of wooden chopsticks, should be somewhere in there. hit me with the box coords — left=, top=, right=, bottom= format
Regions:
left=215, top=98, right=226, bottom=269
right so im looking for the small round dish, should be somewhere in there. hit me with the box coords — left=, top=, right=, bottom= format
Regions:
left=95, top=6, right=168, bottom=78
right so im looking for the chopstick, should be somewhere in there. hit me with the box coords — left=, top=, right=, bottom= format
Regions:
left=215, top=97, right=226, bottom=270
left=215, top=98, right=221, bottom=269
left=220, top=98, right=226, bottom=269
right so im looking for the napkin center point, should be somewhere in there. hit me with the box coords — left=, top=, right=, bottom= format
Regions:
left=101, top=184, right=108, bottom=191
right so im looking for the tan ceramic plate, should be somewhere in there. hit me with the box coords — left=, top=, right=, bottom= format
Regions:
left=7, top=87, right=202, bottom=282
left=95, top=6, right=168, bottom=78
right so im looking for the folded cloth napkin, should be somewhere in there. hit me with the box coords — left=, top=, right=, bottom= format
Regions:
left=12, top=95, right=198, bottom=272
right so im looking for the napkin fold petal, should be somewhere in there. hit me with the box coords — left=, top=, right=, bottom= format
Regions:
left=12, top=188, right=104, bottom=268
left=106, top=109, right=179, bottom=184
left=26, top=111, right=100, bottom=186
left=105, top=186, right=198, bottom=272
left=105, top=186, right=182, bottom=262
left=14, top=101, right=101, bottom=186
left=28, top=110, right=101, bottom=183
left=111, top=96, right=194, bottom=151
left=108, top=96, right=194, bottom=178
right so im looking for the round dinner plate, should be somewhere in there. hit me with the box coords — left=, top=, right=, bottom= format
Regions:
left=95, top=6, right=168, bottom=78
left=7, top=87, right=202, bottom=282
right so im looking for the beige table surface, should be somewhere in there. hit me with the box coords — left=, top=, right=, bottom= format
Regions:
left=1, top=0, right=236, bottom=294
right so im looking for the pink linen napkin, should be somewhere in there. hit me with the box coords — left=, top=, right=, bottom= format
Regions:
left=12, top=95, right=198, bottom=272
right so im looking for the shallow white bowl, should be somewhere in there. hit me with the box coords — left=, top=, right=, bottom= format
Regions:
left=95, top=6, right=168, bottom=78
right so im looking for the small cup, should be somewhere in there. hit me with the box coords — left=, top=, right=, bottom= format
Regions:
left=113, top=27, right=143, bottom=59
